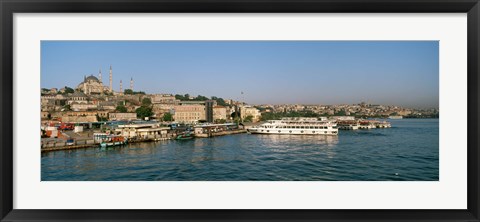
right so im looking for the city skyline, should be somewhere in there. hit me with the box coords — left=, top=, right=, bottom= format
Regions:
left=41, top=41, right=439, bottom=109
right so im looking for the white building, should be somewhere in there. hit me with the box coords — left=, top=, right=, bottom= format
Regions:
left=115, top=123, right=170, bottom=139
left=109, top=112, right=137, bottom=121
left=240, top=106, right=261, bottom=122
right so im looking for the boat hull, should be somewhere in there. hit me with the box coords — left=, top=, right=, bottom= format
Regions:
left=247, top=128, right=338, bottom=136
left=100, top=141, right=126, bottom=147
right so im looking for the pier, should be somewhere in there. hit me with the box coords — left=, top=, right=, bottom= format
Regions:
left=193, top=123, right=246, bottom=138
left=41, top=133, right=176, bottom=153
left=195, top=129, right=247, bottom=138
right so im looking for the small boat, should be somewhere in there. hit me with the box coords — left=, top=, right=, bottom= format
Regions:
left=100, top=135, right=127, bottom=147
left=66, top=139, right=75, bottom=146
left=176, top=132, right=194, bottom=140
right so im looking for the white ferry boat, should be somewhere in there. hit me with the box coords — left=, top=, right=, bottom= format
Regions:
left=247, top=117, right=338, bottom=135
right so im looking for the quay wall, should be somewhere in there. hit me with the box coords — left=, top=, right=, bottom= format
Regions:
left=41, top=133, right=176, bottom=153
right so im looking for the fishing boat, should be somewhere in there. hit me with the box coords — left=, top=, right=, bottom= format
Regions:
left=176, top=132, right=194, bottom=140
left=99, top=135, right=127, bottom=147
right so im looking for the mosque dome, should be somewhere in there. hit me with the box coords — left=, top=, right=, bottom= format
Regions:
left=77, top=74, right=105, bottom=95
left=85, top=75, right=100, bottom=83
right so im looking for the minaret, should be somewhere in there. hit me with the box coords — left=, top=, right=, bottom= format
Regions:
left=120, top=80, right=123, bottom=93
left=109, top=65, right=113, bottom=92
left=83, top=75, right=87, bottom=94
left=98, top=68, right=102, bottom=83
left=130, top=77, right=133, bottom=91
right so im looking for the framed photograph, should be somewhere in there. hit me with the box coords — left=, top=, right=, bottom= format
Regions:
left=1, top=0, right=479, bottom=221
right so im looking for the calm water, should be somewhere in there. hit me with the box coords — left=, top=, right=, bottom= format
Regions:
left=41, top=119, right=439, bottom=181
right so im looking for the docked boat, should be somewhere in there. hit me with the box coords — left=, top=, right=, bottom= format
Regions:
left=337, top=120, right=360, bottom=130
left=176, top=132, right=194, bottom=140
left=247, top=117, right=338, bottom=135
left=358, top=120, right=392, bottom=129
left=99, top=135, right=127, bottom=148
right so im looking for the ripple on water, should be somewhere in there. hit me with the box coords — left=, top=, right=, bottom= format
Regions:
left=42, top=119, right=439, bottom=181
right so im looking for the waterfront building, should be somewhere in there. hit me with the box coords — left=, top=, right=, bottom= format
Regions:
left=173, top=104, right=206, bottom=123
left=205, top=100, right=215, bottom=123
left=240, top=106, right=262, bottom=122
left=109, top=112, right=137, bottom=121
left=115, top=123, right=170, bottom=139
left=153, top=104, right=175, bottom=119
left=213, top=106, right=227, bottom=121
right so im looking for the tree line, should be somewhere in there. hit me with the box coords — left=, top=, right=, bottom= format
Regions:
left=174, top=94, right=230, bottom=107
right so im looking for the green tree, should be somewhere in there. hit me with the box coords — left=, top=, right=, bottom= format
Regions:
left=215, top=119, right=226, bottom=124
left=334, top=110, right=346, bottom=116
left=142, top=97, right=152, bottom=106
left=116, top=105, right=127, bottom=113
left=244, top=115, right=254, bottom=122
left=231, top=112, right=239, bottom=119
left=175, top=94, right=187, bottom=101
left=136, top=106, right=153, bottom=119
left=124, top=89, right=133, bottom=95
left=63, top=104, right=71, bottom=111
left=194, top=95, right=209, bottom=101
left=213, top=97, right=228, bottom=106
left=96, top=114, right=108, bottom=122
left=163, top=113, right=173, bottom=121
left=64, top=86, right=74, bottom=94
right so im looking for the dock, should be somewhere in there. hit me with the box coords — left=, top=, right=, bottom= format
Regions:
left=195, top=129, right=247, bottom=138
left=41, top=134, right=176, bottom=153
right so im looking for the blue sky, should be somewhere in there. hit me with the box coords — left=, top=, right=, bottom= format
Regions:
left=41, top=41, right=439, bottom=108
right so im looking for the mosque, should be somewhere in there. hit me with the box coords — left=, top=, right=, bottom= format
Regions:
left=76, top=66, right=134, bottom=95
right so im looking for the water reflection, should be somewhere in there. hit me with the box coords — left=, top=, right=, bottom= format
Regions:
left=254, top=134, right=339, bottom=147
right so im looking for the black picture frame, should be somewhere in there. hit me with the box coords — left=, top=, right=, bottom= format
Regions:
left=1, top=0, right=479, bottom=221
